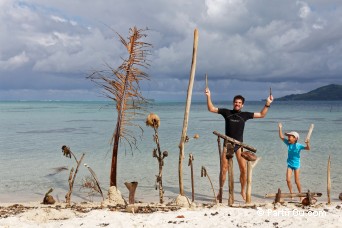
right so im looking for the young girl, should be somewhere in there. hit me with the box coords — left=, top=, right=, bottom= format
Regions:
left=278, top=123, right=310, bottom=201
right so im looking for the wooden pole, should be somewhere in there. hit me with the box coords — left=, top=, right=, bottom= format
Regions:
left=217, top=137, right=223, bottom=203
left=327, top=155, right=331, bottom=204
left=246, top=157, right=261, bottom=204
left=188, top=153, right=195, bottom=202
left=178, top=28, right=198, bottom=196
left=227, top=143, right=234, bottom=206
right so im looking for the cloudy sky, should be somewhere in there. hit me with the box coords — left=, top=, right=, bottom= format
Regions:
left=1, top=0, right=341, bottom=101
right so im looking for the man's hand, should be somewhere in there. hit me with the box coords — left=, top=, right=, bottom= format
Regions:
left=266, top=95, right=274, bottom=105
left=205, top=88, right=211, bottom=97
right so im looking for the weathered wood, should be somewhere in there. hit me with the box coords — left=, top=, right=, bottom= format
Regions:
left=308, top=190, right=313, bottom=205
left=265, top=192, right=322, bottom=198
left=125, top=182, right=138, bottom=204
left=306, top=124, right=314, bottom=142
left=217, top=136, right=223, bottom=203
left=227, top=143, right=234, bottom=206
left=275, top=188, right=281, bottom=203
left=178, top=28, right=198, bottom=196
left=205, top=73, right=208, bottom=88
left=213, top=131, right=257, bottom=152
left=246, top=157, right=261, bottom=204
left=85, top=164, right=104, bottom=201
left=188, top=153, right=195, bottom=202
left=201, top=166, right=217, bottom=204
left=65, top=153, right=85, bottom=205
left=327, top=155, right=331, bottom=204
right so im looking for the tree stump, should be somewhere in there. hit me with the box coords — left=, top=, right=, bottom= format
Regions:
left=246, top=157, right=261, bottom=204
left=125, top=182, right=138, bottom=204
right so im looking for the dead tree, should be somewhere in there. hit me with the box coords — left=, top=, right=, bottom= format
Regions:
left=88, top=27, right=152, bottom=188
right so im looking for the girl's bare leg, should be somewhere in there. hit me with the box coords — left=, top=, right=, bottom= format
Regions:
left=286, top=168, right=293, bottom=198
left=294, top=169, right=302, bottom=202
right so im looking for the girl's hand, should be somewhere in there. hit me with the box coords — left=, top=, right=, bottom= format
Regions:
left=278, top=122, right=282, bottom=128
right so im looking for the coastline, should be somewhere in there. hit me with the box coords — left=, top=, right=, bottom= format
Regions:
left=0, top=200, right=341, bottom=227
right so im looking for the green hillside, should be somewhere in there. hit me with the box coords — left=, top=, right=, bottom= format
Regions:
left=277, top=84, right=342, bottom=101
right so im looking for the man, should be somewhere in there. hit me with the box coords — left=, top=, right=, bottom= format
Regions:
left=205, top=87, right=273, bottom=201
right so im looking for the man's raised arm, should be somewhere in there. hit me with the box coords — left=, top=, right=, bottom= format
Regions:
left=205, top=88, right=218, bottom=113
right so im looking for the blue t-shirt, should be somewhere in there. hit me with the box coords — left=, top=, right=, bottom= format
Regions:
left=283, top=139, right=305, bottom=169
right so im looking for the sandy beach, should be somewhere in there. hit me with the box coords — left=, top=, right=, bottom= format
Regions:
left=1, top=199, right=341, bottom=228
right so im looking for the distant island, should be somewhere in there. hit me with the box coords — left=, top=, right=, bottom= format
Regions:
left=276, top=84, right=342, bottom=101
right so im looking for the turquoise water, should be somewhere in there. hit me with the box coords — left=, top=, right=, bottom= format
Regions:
left=0, top=100, right=341, bottom=203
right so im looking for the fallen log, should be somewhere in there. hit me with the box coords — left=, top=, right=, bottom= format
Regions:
left=265, top=192, right=322, bottom=198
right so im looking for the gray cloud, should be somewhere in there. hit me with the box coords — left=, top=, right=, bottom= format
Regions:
left=0, top=0, right=341, bottom=101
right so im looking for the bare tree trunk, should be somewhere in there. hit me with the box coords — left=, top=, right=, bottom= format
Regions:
left=178, top=29, right=198, bottom=196
left=110, top=123, right=121, bottom=187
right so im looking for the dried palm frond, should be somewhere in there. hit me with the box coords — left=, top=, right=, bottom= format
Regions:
left=88, top=27, right=152, bottom=187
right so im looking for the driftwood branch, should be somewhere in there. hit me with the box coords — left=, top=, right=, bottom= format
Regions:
left=217, top=136, right=222, bottom=203
left=188, top=153, right=195, bottom=202
left=227, top=143, right=234, bottom=206
left=327, top=155, right=331, bottom=204
left=62, top=145, right=85, bottom=205
left=84, top=164, right=104, bottom=201
left=306, top=124, right=314, bottom=142
left=201, top=166, right=217, bottom=204
left=266, top=190, right=322, bottom=199
left=213, top=131, right=257, bottom=152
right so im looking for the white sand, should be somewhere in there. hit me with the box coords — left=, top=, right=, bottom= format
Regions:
left=0, top=201, right=341, bottom=228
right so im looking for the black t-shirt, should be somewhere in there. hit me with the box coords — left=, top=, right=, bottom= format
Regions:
left=218, top=108, right=254, bottom=142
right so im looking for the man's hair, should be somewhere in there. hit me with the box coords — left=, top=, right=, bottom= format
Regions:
left=233, top=95, right=245, bottom=104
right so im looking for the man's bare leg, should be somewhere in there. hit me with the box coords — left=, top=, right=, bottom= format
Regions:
left=217, top=150, right=228, bottom=200
left=236, top=148, right=247, bottom=201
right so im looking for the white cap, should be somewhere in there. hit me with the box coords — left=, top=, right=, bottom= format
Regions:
left=285, top=131, right=299, bottom=140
